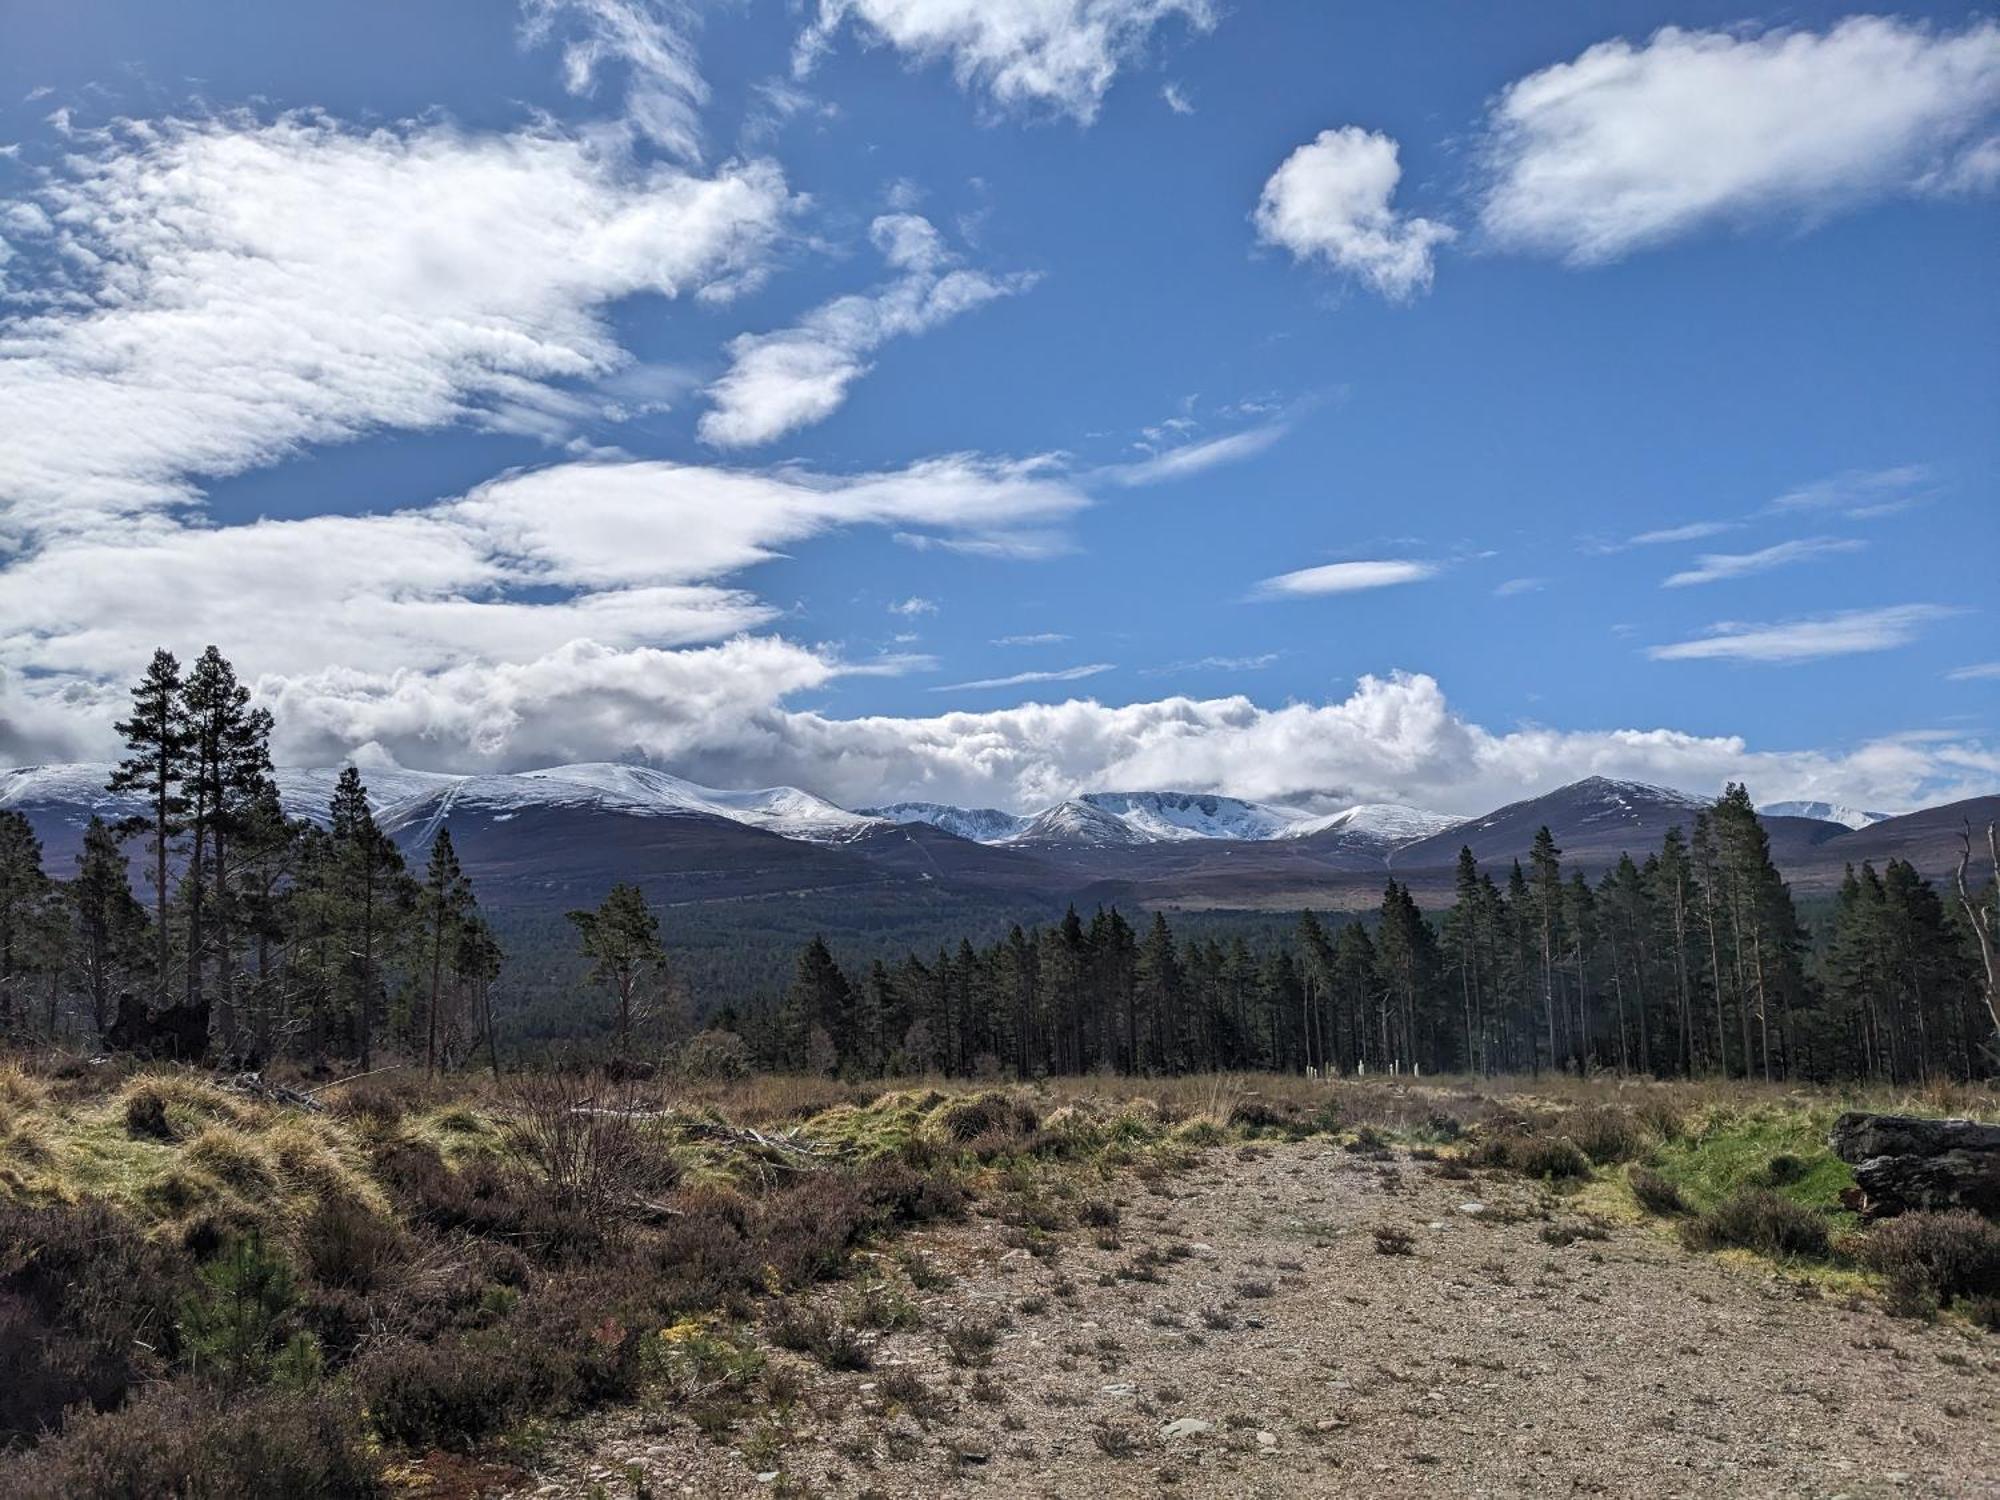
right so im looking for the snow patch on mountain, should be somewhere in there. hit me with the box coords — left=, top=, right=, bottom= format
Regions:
left=860, top=802, right=1031, bottom=843
left=1075, top=791, right=1308, bottom=842
left=1285, top=803, right=1464, bottom=845
left=1759, top=800, right=1893, bottom=831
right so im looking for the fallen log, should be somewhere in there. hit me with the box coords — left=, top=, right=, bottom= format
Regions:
left=1829, top=1111, right=2000, bottom=1218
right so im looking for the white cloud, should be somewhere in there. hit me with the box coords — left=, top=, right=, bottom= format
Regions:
left=7, top=659, right=1993, bottom=815
left=1161, top=82, right=1194, bottom=115
left=1627, top=520, right=1742, bottom=546
left=519, top=0, right=708, bottom=158
left=1255, top=559, right=1438, bottom=599
left=1647, top=604, right=1958, bottom=664
left=1662, top=536, right=1865, bottom=588
left=1140, top=652, right=1278, bottom=675
left=0, top=453, right=1092, bottom=763
left=1102, top=422, right=1286, bottom=485
left=796, top=0, right=1214, bottom=124
left=932, top=663, right=1115, bottom=693
left=1481, top=18, right=2000, bottom=263
left=1947, top=662, right=2000, bottom=682
left=1770, top=464, right=1933, bottom=517
left=1254, top=126, right=1454, bottom=299
left=0, top=113, right=793, bottom=544
left=1494, top=577, right=1544, bottom=598
left=698, top=213, right=1033, bottom=447
left=993, top=632, right=1068, bottom=646
left=889, top=596, right=939, bottom=616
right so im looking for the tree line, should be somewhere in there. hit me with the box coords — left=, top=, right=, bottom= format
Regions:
left=0, top=648, right=502, bottom=1072
left=733, top=785, right=2000, bottom=1083
left=4, top=646, right=1995, bottom=1083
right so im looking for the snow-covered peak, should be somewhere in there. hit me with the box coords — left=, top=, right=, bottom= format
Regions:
left=1076, top=791, right=1308, bottom=842
left=1759, top=799, right=1893, bottom=831
left=1286, top=803, right=1463, bottom=845
left=1006, top=799, right=1147, bottom=847
left=514, top=764, right=884, bottom=842
left=861, top=802, right=1031, bottom=843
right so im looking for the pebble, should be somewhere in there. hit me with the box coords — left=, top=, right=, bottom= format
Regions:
left=1101, top=1382, right=1137, bottom=1397
left=1458, top=1201, right=1488, bottom=1216
left=1160, top=1418, right=1214, bottom=1441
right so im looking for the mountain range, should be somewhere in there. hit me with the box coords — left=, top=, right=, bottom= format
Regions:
left=3, top=763, right=1993, bottom=914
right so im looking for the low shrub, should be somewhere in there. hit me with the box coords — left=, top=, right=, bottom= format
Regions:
left=766, top=1302, right=870, bottom=1370
left=8, top=1383, right=379, bottom=1500
left=0, top=1201, right=188, bottom=1443
left=1680, top=1190, right=1830, bottom=1259
left=1855, top=1210, right=2000, bottom=1313
left=1562, top=1107, right=1644, bottom=1165
left=1628, top=1168, right=1688, bottom=1216
left=1473, top=1131, right=1592, bottom=1181
left=301, top=1197, right=405, bottom=1293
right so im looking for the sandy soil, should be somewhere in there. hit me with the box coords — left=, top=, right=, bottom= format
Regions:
left=505, top=1141, right=2000, bottom=1499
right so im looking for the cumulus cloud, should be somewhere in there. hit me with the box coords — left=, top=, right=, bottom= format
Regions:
left=519, top=0, right=708, bottom=158
left=795, top=0, right=1214, bottom=123
left=1254, top=559, right=1438, bottom=599
left=1480, top=17, right=2000, bottom=263
left=1, top=452, right=1091, bottom=758
left=0, top=113, right=793, bottom=543
left=1254, top=126, right=1453, bottom=299
left=1647, top=604, right=1959, bottom=664
left=1662, top=536, right=1865, bottom=588
left=698, top=213, right=1033, bottom=447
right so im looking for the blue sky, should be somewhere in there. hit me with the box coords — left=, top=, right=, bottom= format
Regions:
left=0, top=1, right=1995, bottom=815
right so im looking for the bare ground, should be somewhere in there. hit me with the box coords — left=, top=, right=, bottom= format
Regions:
left=506, top=1141, right=2000, bottom=1499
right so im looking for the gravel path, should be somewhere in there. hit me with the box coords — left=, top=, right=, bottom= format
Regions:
left=508, top=1142, right=2000, bottom=1499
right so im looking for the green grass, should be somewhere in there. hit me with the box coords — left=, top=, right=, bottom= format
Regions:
left=1645, top=1106, right=1855, bottom=1215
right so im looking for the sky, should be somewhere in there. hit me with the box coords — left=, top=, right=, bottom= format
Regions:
left=0, top=0, right=1995, bottom=817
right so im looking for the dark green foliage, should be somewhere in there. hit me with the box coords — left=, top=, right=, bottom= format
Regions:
left=1472, top=1130, right=1592, bottom=1181
left=1680, top=1190, right=1830, bottom=1259
left=178, top=1234, right=302, bottom=1388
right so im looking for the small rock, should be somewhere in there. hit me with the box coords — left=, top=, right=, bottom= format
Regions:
left=1458, top=1202, right=1487, bottom=1216
left=1160, top=1418, right=1214, bottom=1441
left=1257, top=1430, right=1278, bottom=1447
left=754, top=1474, right=779, bottom=1485
left=1101, top=1382, right=1137, bottom=1397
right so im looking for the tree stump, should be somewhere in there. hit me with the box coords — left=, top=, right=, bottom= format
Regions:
left=1829, top=1112, right=2000, bottom=1218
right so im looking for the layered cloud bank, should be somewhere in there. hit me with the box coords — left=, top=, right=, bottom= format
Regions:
left=6, top=646, right=1990, bottom=822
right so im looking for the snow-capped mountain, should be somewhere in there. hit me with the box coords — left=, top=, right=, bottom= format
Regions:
left=1759, top=800, right=1893, bottom=831
left=1070, top=791, right=1308, bottom=842
left=1283, top=803, right=1464, bottom=845
left=0, top=762, right=883, bottom=848
left=859, top=802, right=1030, bottom=843
left=863, top=789, right=1463, bottom=849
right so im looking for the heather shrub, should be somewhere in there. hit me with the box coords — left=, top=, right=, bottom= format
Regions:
left=8, top=1383, right=379, bottom=1500
left=1680, top=1190, right=1830, bottom=1259
left=767, top=1302, right=871, bottom=1370
left=1562, top=1107, right=1644, bottom=1165
left=1855, top=1210, right=2000, bottom=1313
left=1474, top=1131, right=1592, bottom=1181
left=1628, top=1168, right=1689, bottom=1216
left=301, top=1196, right=405, bottom=1292
left=0, top=1201, right=187, bottom=1443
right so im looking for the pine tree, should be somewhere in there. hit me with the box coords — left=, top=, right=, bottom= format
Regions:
left=1528, top=827, right=1564, bottom=1072
left=0, top=812, right=52, bottom=1037
left=568, top=882, right=669, bottom=1056
left=330, top=768, right=405, bottom=1069
left=108, top=648, right=190, bottom=1010
left=68, top=816, right=149, bottom=1042
left=421, top=827, right=473, bottom=1077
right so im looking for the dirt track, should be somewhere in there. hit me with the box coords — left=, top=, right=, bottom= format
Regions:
left=510, top=1141, right=2000, bottom=1499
